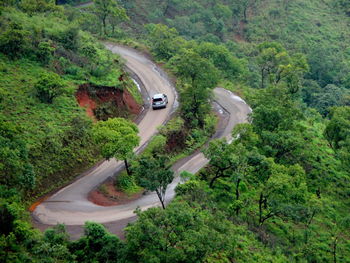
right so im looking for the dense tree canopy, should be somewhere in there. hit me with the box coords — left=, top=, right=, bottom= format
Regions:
left=92, top=117, right=140, bottom=175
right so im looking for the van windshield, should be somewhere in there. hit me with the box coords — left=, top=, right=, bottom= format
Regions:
left=153, top=98, right=163, bottom=102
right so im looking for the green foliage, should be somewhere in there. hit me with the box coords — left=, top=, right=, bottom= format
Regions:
left=124, top=0, right=350, bottom=93
left=115, top=172, right=140, bottom=195
left=0, top=22, right=29, bottom=58
left=40, top=225, right=74, bottom=262
left=324, top=106, right=350, bottom=170
left=250, top=86, right=303, bottom=132
left=56, top=26, right=80, bottom=52
left=1, top=1, right=350, bottom=262
left=92, top=117, right=139, bottom=161
left=0, top=116, right=35, bottom=191
left=159, top=117, right=187, bottom=152
left=194, top=42, right=244, bottom=80
left=0, top=50, right=100, bottom=198
left=141, top=134, right=166, bottom=157
left=335, top=0, right=350, bottom=15
left=70, top=222, right=125, bottom=263
left=203, top=139, right=248, bottom=188
left=133, top=156, right=174, bottom=209
left=325, top=107, right=350, bottom=149
left=93, top=0, right=128, bottom=36
left=257, top=161, right=308, bottom=225
left=125, top=200, right=287, bottom=262
left=125, top=202, right=235, bottom=262
left=257, top=42, right=309, bottom=92
left=92, top=117, right=139, bottom=175
left=35, top=72, right=65, bottom=103
left=0, top=192, right=72, bottom=263
left=0, top=8, right=124, bottom=87
left=169, top=49, right=219, bottom=128
left=19, top=0, right=61, bottom=15
left=145, top=23, right=182, bottom=60
left=36, top=40, right=55, bottom=65
left=308, top=84, right=350, bottom=116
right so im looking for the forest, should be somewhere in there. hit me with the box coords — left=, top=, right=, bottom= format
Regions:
left=0, top=0, right=350, bottom=262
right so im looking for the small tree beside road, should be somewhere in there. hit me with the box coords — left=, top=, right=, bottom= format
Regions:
left=134, top=156, right=174, bottom=209
left=92, top=117, right=140, bottom=175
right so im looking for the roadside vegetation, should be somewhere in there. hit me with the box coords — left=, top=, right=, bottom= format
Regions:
left=1, top=0, right=350, bottom=262
left=0, top=0, right=142, bottom=200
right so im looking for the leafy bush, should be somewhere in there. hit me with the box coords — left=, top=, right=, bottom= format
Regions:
left=34, top=72, right=65, bottom=103
left=0, top=118, right=35, bottom=191
left=36, top=40, right=55, bottom=65
left=0, top=22, right=29, bottom=58
left=115, top=172, right=140, bottom=194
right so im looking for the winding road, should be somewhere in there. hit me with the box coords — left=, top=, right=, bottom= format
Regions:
left=32, top=44, right=252, bottom=227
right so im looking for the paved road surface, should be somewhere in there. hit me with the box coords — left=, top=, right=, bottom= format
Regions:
left=32, top=44, right=251, bottom=226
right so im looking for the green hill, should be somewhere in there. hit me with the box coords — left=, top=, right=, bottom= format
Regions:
left=0, top=0, right=349, bottom=262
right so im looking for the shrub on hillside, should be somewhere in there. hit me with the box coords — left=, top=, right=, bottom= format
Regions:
left=0, top=22, right=29, bottom=58
left=34, top=72, right=65, bottom=103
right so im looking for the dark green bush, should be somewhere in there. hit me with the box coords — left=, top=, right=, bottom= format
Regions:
left=34, top=72, right=65, bottom=103
left=0, top=22, right=29, bottom=58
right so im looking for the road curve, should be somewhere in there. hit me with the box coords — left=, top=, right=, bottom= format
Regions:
left=32, top=45, right=252, bottom=226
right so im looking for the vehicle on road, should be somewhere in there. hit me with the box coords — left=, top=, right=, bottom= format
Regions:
left=152, top=93, right=168, bottom=109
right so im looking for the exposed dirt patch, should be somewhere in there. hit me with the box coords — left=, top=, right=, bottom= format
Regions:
left=88, top=180, right=143, bottom=206
left=76, top=84, right=141, bottom=121
left=76, top=86, right=97, bottom=120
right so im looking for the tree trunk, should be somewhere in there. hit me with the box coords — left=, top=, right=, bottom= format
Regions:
left=235, top=178, right=241, bottom=216
left=261, top=68, right=265, bottom=89
left=124, top=159, right=131, bottom=176
left=316, top=187, right=321, bottom=198
left=333, top=237, right=338, bottom=263
left=102, top=16, right=107, bottom=36
left=243, top=6, right=248, bottom=22
left=306, top=210, right=316, bottom=228
left=258, top=192, right=263, bottom=225
left=163, top=1, right=170, bottom=16
left=156, top=190, right=166, bottom=209
left=209, top=173, right=221, bottom=188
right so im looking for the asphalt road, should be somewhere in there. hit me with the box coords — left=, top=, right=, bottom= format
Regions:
left=32, top=44, right=252, bottom=227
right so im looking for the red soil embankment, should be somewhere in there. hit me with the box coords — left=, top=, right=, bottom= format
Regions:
left=76, top=85, right=141, bottom=120
left=76, top=86, right=97, bottom=119
left=88, top=180, right=143, bottom=206
left=29, top=195, right=50, bottom=212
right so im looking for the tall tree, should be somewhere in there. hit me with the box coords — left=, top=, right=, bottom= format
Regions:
left=257, top=42, right=308, bottom=92
left=169, top=49, right=219, bottom=128
left=194, top=42, right=243, bottom=80
left=203, top=139, right=236, bottom=188
left=92, top=117, right=140, bottom=175
left=94, top=0, right=128, bottom=36
left=145, top=23, right=183, bottom=60
left=253, top=160, right=307, bottom=226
